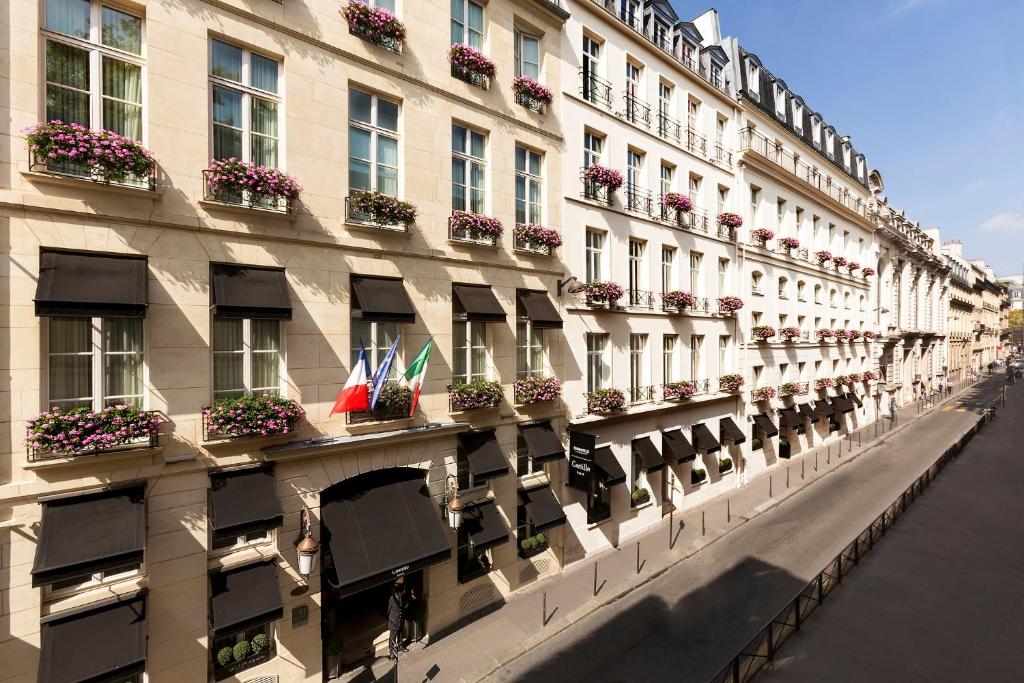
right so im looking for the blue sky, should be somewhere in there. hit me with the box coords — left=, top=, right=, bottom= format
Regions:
left=678, top=0, right=1024, bottom=275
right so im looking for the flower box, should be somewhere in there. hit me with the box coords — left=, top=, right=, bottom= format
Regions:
left=751, top=228, right=774, bottom=245
left=662, top=290, right=697, bottom=312
left=449, top=44, right=496, bottom=89
left=583, top=165, right=624, bottom=192
left=834, top=375, right=849, bottom=387
left=816, top=329, right=835, bottom=342
left=662, top=192, right=693, bottom=214
left=778, top=382, right=800, bottom=397
left=663, top=381, right=697, bottom=401
left=861, top=267, right=876, bottom=277
left=513, top=376, right=561, bottom=405
left=513, top=224, right=562, bottom=253
left=203, top=395, right=304, bottom=440
left=862, top=370, right=877, bottom=381
left=345, top=383, right=412, bottom=425
left=832, top=256, right=848, bottom=269
left=691, top=467, right=708, bottom=485
left=834, top=329, right=853, bottom=342
left=204, top=158, right=301, bottom=212
left=581, top=281, right=625, bottom=307
left=717, top=296, right=744, bottom=314
left=815, top=250, right=833, bottom=266
left=586, top=388, right=626, bottom=414
left=449, top=210, right=503, bottom=245
left=846, top=261, right=860, bottom=273
left=752, top=325, right=776, bottom=341
left=752, top=386, right=777, bottom=402
left=719, top=456, right=733, bottom=474
left=512, top=76, right=553, bottom=112
left=779, top=326, right=801, bottom=342
left=717, top=212, right=743, bottom=229
left=519, top=532, right=548, bottom=559
left=343, top=0, right=406, bottom=52
left=214, top=636, right=274, bottom=682
left=630, top=487, right=651, bottom=508
left=26, top=405, right=161, bottom=459
left=719, top=374, right=745, bottom=393
left=814, top=378, right=836, bottom=392
left=348, top=190, right=416, bottom=229
left=449, top=380, right=503, bottom=411
left=847, top=373, right=863, bottom=383
left=26, top=120, right=156, bottom=189
left=779, top=237, right=800, bottom=250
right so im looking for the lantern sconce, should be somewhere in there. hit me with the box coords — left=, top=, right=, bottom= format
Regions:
left=440, top=473, right=464, bottom=529
left=295, top=507, right=320, bottom=582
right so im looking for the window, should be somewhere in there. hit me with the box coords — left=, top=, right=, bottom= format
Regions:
left=776, top=198, right=786, bottom=229
left=690, top=334, right=704, bottom=379
left=213, top=319, right=281, bottom=400
left=47, top=562, right=140, bottom=597
left=658, top=82, right=673, bottom=137
left=582, top=34, right=602, bottom=104
left=718, top=335, right=729, bottom=374
left=779, top=363, right=789, bottom=382
left=811, top=116, right=822, bottom=147
left=825, top=129, right=835, bottom=158
left=211, top=40, right=280, bottom=166
left=514, top=29, right=540, bottom=79
left=812, top=215, right=821, bottom=246
left=585, top=229, right=604, bottom=282
left=752, top=311, right=762, bottom=326
left=458, top=524, right=493, bottom=582
left=798, top=361, right=806, bottom=380
left=778, top=276, right=788, bottom=299
left=859, top=295, right=865, bottom=311
left=452, top=124, right=486, bottom=213
left=43, top=0, right=144, bottom=139
left=350, top=319, right=399, bottom=380
left=797, top=281, right=806, bottom=301
left=717, top=186, right=729, bottom=215
left=212, top=528, right=273, bottom=553
left=348, top=89, right=399, bottom=198
left=47, top=317, right=144, bottom=410
left=625, top=62, right=642, bottom=124
left=452, top=321, right=487, bottom=384
left=844, top=292, right=851, bottom=309
left=451, top=0, right=484, bottom=47
left=814, top=285, right=822, bottom=304
left=690, top=251, right=703, bottom=294
left=716, top=117, right=726, bottom=146
left=517, top=433, right=542, bottom=477
left=751, top=271, right=763, bottom=294
left=661, top=246, right=675, bottom=294
left=829, top=289, right=837, bottom=307
left=842, top=143, right=851, bottom=170
left=515, top=146, right=543, bottom=225
left=660, top=163, right=674, bottom=205
left=626, top=149, right=644, bottom=197
left=663, top=335, right=677, bottom=383
left=584, top=130, right=603, bottom=168
left=629, top=334, right=648, bottom=398
left=774, top=84, right=786, bottom=118
left=688, top=174, right=702, bottom=205
left=747, top=60, right=760, bottom=97
left=750, top=186, right=760, bottom=224
left=586, top=334, right=609, bottom=393
left=212, top=623, right=274, bottom=675
left=587, top=478, right=612, bottom=524
left=687, top=98, right=700, bottom=132
left=718, top=258, right=729, bottom=294
left=753, top=365, right=763, bottom=386
left=793, top=102, right=804, bottom=132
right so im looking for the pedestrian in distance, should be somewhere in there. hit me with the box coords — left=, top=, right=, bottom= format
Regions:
left=387, top=581, right=406, bottom=662
left=889, top=397, right=898, bottom=425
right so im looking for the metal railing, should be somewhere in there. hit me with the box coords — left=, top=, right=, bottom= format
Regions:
left=580, top=170, right=612, bottom=205
left=712, top=143, right=733, bottom=167
left=625, top=288, right=656, bottom=310
left=27, top=411, right=161, bottom=462
left=623, top=92, right=651, bottom=128
left=31, top=150, right=157, bottom=191
left=515, top=91, right=546, bottom=114
left=448, top=212, right=498, bottom=246
left=625, top=186, right=654, bottom=215
left=579, top=68, right=613, bottom=109
left=686, top=127, right=708, bottom=156
left=202, top=409, right=296, bottom=442
left=347, top=20, right=403, bottom=53
left=657, top=111, right=683, bottom=143
left=344, top=196, right=410, bottom=232
left=661, top=295, right=711, bottom=314
left=451, top=63, right=490, bottom=90
left=629, top=385, right=656, bottom=404
left=202, top=170, right=292, bottom=213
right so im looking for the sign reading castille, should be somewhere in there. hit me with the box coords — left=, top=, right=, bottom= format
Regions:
left=568, top=430, right=597, bottom=493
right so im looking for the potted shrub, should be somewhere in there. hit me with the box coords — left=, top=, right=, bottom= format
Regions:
left=583, top=165, right=624, bottom=192
left=449, top=43, right=496, bottom=81
left=861, top=267, right=876, bottom=277
left=816, top=328, right=835, bottom=342
left=717, top=295, right=744, bottom=313
left=751, top=325, right=776, bottom=341
left=717, top=212, right=743, bottom=229
left=232, top=640, right=251, bottom=663
left=216, top=647, right=234, bottom=668
left=662, top=290, right=697, bottom=311
left=349, top=190, right=416, bottom=226
left=514, top=224, right=562, bottom=251
left=25, top=120, right=156, bottom=184
left=663, top=380, right=698, bottom=401
left=719, top=374, right=745, bottom=393
left=863, top=330, right=877, bottom=340
left=519, top=532, right=548, bottom=558
left=691, top=466, right=707, bottom=485
left=450, top=209, right=503, bottom=240
left=205, top=157, right=302, bottom=209
left=343, top=1, right=407, bottom=49
left=849, top=330, right=863, bottom=341
left=779, top=237, right=800, bottom=251
left=847, top=372, right=863, bottom=383
left=513, top=376, right=561, bottom=404
left=251, top=633, right=270, bottom=655
left=662, top=192, right=693, bottom=215
left=815, top=250, right=833, bottom=266
left=779, top=326, right=801, bottom=342
left=586, top=387, right=626, bottom=413
left=815, top=377, right=836, bottom=392
left=719, top=456, right=733, bottom=474
left=363, top=382, right=413, bottom=418
left=449, top=379, right=503, bottom=411
left=203, top=394, right=304, bottom=439
left=26, top=404, right=160, bottom=456
left=832, top=256, right=848, bottom=269
left=779, top=382, right=799, bottom=397
left=834, top=375, right=849, bottom=387
left=847, top=261, right=860, bottom=273
left=752, top=386, right=777, bottom=402
left=862, top=370, right=877, bottom=381
left=750, top=228, right=774, bottom=245
left=512, top=76, right=554, bottom=109
left=631, top=487, right=651, bottom=506
left=325, top=632, right=344, bottom=680
left=581, top=281, right=625, bottom=307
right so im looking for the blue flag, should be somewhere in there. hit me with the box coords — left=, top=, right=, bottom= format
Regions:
left=370, top=335, right=400, bottom=409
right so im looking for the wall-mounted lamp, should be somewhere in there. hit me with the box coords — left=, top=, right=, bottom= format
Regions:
left=558, top=276, right=584, bottom=297
left=440, top=474, right=464, bottom=529
left=295, top=507, right=319, bottom=581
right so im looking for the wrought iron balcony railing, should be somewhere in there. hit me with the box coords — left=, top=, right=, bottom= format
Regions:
left=657, top=111, right=682, bottom=143
left=623, top=92, right=651, bottom=128
left=579, top=68, right=613, bottom=109
left=624, top=186, right=653, bottom=215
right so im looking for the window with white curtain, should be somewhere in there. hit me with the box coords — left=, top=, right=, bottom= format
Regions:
left=516, top=299, right=545, bottom=378
left=348, top=89, right=399, bottom=197
left=690, top=334, right=703, bottom=379
left=452, top=321, right=487, bottom=384
left=689, top=251, right=703, bottom=294
left=585, top=229, right=604, bottom=283
left=350, top=319, right=399, bottom=376
left=718, top=258, right=729, bottom=295
left=514, top=30, right=540, bottom=79
left=586, top=334, right=608, bottom=393
left=718, top=335, right=729, bottom=374
left=515, top=146, right=542, bottom=225
left=452, top=124, right=486, bottom=213
left=47, top=317, right=144, bottom=409
left=629, top=334, right=648, bottom=395
left=43, top=0, right=144, bottom=138
left=212, top=319, right=281, bottom=400
left=451, top=0, right=484, bottom=47
left=661, top=246, right=675, bottom=294
left=210, top=39, right=280, bottom=166
left=584, top=131, right=603, bottom=168
left=662, top=335, right=676, bottom=384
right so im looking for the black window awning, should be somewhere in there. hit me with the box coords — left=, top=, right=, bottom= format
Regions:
left=521, top=485, right=566, bottom=531
left=39, top=590, right=147, bottom=683
left=211, top=263, right=291, bottom=320
left=518, top=420, right=565, bottom=463
left=35, top=250, right=147, bottom=318
left=798, top=403, right=818, bottom=422
left=210, top=465, right=283, bottom=542
left=460, top=429, right=509, bottom=480
left=352, top=275, right=416, bottom=323
left=846, top=392, right=863, bottom=407
left=463, top=500, right=509, bottom=552
left=453, top=284, right=506, bottom=322
left=210, top=559, right=283, bottom=638
left=32, top=484, right=146, bottom=587
left=779, top=407, right=803, bottom=429
left=753, top=414, right=780, bottom=438
left=517, top=289, right=563, bottom=329
left=720, top=416, right=747, bottom=444
left=633, top=436, right=665, bottom=472
left=692, top=423, right=721, bottom=453
left=321, top=469, right=451, bottom=597
left=593, top=446, right=627, bottom=486
left=815, top=399, right=835, bottom=418
left=831, top=396, right=855, bottom=413
left=662, top=429, right=697, bottom=462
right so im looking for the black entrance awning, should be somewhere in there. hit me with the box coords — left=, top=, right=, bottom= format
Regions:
left=831, top=396, right=855, bottom=413
left=32, top=484, right=146, bottom=587
left=815, top=399, right=835, bottom=418
left=518, top=420, right=565, bottom=463
left=351, top=275, right=416, bottom=323
left=593, top=446, right=627, bottom=486
left=692, top=423, right=721, bottom=453
left=463, top=500, right=509, bottom=552
left=798, top=403, right=818, bottom=422
left=210, top=559, right=283, bottom=637
left=453, top=284, right=506, bottom=322
left=35, top=250, right=147, bottom=318
left=847, top=392, right=863, bottom=407
left=753, top=414, right=779, bottom=438
left=39, top=590, right=147, bottom=683
left=662, top=429, right=697, bottom=462
left=321, top=469, right=451, bottom=596
left=521, top=485, right=565, bottom=531
left=517, top=289, right=563, bottom=328
left=210, top=465, right=283, bottom=542
left=779, top=408, right=803, bottom=429
left=211, top=263, right=291, bottom=319
left=720, top=417, right=747, bottom=444
left=459, top=429, right=509, bottom=480
left=633, top=437, right=665, bottom=472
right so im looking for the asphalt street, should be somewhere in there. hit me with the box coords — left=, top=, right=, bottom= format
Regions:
left=493, top=380, right=1008, bottom=683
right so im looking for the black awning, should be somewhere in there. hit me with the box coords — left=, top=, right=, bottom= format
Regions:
left=210, top=559, right=283, bottom=637
left=35, top=250, right=147, bottom=318
left=720, top=417, right=747, bottom=444
left=463, top=500, right=509, bottom=552
left=662, top=429, right=696, bottom=462
left=518, top=289, right=563, bottom=329
left=831, top=396, right=855, bottom=413
left=798, top=403, right=818, bottom=422
left=847, top=392, right=863, bottom=407
left=460, top=429, right=509, bottom=480
left=210, top=465, right=283, bottom=541
left=32, top=484, right=146, bottom=587
left=815, top=399, right=835, bottom=418
left=779, top=408, right=803, bottom=429
left=39, top=591, right=147, bottom=683
left=753, top=414, right=780, bottom=438
left=518, top=420, right=565, bottom=463
left=633, top=437, right=665, bottom=472
left=321, top=469, right=451, bottom=596
left=351, top=275, right=416, bottom=323
left=453, top=284, right=506, bottom=322
left=211, top=263, right=291, bottom=320
left=692, top=423, right=721, bottom=453
left=521, top=485, right=566, bottom=531
left=593, top=446, right=627, bottom=486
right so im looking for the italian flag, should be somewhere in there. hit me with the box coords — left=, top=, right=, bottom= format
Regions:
left=330, top=345, right=371, bottom=415
left=401, top=339, right=433, bottom=416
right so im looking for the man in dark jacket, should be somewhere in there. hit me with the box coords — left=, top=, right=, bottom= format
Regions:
left=387, top=582, right=405, bottom=661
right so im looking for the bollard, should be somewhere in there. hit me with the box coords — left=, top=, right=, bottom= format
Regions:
left=727, top=498, right=731, bottom=524
left=769, top=474, right=772, bottom=498
left=593, top=562, right=598, bottom=596
left=636, top=541, right=641, bottom=574
left=542, top=591, right=546, bottom=625
left=786, top=466, right=790, bottom=488
left=702, top=510, right=706, bottom=536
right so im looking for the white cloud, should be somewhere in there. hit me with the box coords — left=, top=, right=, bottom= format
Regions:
left=979, top=211, right=1024, bottom=233
left=963, top=179, right=991, bottom=193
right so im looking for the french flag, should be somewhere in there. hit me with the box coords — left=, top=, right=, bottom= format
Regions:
left=330, top=345, right=371, bottom=415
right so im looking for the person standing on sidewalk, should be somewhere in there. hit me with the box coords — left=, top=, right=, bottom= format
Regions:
left=889, top=396, right=898, bottom=425
left=388, top=582, right=407, bottom=662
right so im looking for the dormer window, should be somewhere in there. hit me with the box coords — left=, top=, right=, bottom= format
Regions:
left=825, top=130, right=835, bottom=159
left=856, top=157, right=866, bottom=179
left=811, top=117, right=822, bottom=149
left=774, top=84, right=786, bottom=118
left=842, top=144, right=851, bottom=171
left=747, top=60, right=760, bottom=98
left=793, top=103, right=804, bottom=133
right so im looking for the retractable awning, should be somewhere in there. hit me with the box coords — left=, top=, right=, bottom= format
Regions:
left=35, top=250, right=147, bottom=318
left=39, top=590, right=147, bottom=683
left=662, top=429, right=697, bottom=462
left=459, top=429, right=509, bottom=480
left=593, top=446, right=627, bottom=486
left=815, top=399, right=836, bottom=418
left=517, top=289, right=563, bottom=328
left=210, top=559, right=283, bottom=637
left=779, top=408, right=803, bottom=429
left=453, top=284, right=506, bottom=322
left=798, top=403, right=818, bottom=422
left=210, top=465, right=283, bottom=542
left=351, top=275, right=416, bottom=323
left=211, top=263, right=291, bottom=319
left=32, top=484, right=146, bottom=587
left=847, top=392, right=863, bottom=408
left=720, top=416, right=747, bottom=444
left=831, top=396, right=855, bottom=413
left=691, top=423, right=721, bottom=453
left=632, top=436, right=665, bottom=472
left=753, top=414, right=780, bottom=438
left=521, top=486, right=566, bottom=531
left=517, top=420, right=565, bottom=463
left=463, top=500, right=509, bottom=551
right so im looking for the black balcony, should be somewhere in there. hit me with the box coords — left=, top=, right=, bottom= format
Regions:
left=624, top=186, right=653, bottom=215
left=347, top=21, right=403, bottom=53
left=581, top=170, right=612, bottom=205
left=657, top=111, right=682, bottom=143
left=661, top=295, right=710, bottom=314
left=685, top=128, right=707, bottom=156
left=580, top=68, right=613, bottom=109
left=202, top=170, right=292, bottom=213
left=452, top=63, right=490, bottom=90
left=623, top=92, right=651, bottom=128
left=31, top=149, right=157, bottom=192
left=629, top=385, right=656, bottom=405
left=345, top=401, right=412, bottom=425
left=712, top=143, right=733, bottom=166
left=626, top=288, right=656, bottom=310
left=515, top=90, right=546, bottom=114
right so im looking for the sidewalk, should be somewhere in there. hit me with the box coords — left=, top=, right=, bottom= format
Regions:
left=349, top=377, right=995, bottom=683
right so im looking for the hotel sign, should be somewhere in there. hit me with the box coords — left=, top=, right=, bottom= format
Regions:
left=568, top=431, right=596, bottom=493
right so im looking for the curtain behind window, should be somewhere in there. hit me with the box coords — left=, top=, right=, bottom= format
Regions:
left=102, top=57, right=142, bottom=138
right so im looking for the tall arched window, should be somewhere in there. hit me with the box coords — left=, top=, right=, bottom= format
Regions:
left=814, top=284, right=822, bottom=303
left=797, top=280, right=806, bottom=301
left=778, top=276, right=788, bottom=298
left=751, top=271, right=763, bottom=294
left=829, top=289, right=837, bottom=307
